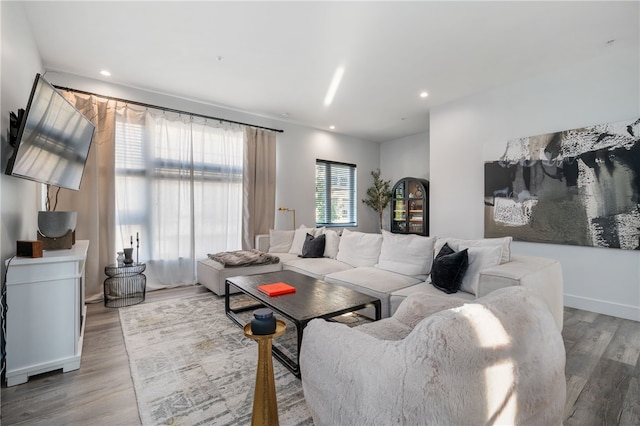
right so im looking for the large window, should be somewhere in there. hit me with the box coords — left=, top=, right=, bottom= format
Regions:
left=315, top=159, right=357, bottom=227
left=115, top=107, right=243, bottom=287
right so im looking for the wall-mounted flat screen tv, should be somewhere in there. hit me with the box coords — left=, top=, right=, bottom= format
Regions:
left=4, top=73, right=95, bottom=191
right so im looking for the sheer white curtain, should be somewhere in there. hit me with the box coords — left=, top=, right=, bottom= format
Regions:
left=115, top=104, right=243, bottom=289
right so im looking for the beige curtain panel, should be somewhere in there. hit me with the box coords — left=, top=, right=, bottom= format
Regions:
left=243, top=128, right=277, bottom=249
left=59, top=91, right=117, bottom=302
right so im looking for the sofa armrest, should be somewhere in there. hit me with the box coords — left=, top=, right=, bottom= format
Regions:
left=255, top=234, right=270, bottom=252
left=477, top=255, right=564, bottom=330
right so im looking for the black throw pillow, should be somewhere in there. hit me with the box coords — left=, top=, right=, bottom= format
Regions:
left=300, top=233, right=326, bottom=258
left=430, top=243, right=469, bottom=294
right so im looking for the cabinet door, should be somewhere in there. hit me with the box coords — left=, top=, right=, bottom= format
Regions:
left=408, top=199, right=425, bottom=234
left=391, top=181, right=407, bottom=232
left=7, top=279, right=76, bottom=371
left=390, top=177, right=429, bottom=235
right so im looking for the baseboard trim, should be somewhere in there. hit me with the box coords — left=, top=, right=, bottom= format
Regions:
left=564, top=294, right=640, bottom=322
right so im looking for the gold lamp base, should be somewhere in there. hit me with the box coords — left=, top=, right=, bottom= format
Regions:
left=244, top=320, right=286, bottom=426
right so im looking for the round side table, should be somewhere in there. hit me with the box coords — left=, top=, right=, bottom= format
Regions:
left=104, top=262, right=147, bottom=308
left=244, top=320, right=286, bottom=426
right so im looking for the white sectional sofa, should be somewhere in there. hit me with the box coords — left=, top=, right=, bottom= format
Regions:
left=251, top=226, right=564, bottom=330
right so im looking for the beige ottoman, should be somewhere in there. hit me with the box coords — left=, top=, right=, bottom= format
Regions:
left=197, top=258, right=283, bottom=295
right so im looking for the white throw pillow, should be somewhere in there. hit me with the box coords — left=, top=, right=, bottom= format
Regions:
left=434, top=236, right=512, bottom=264
left=376, top=230, right=436, bottom=276
left=323, top=229, right=340, bottom=259
left=268, top=229, right=295, bottom=253
left=459, top=245, right=503, bottom=295
left=336, top=229, right=383, bottom=267
left=289, top=225, right=314, bottom=255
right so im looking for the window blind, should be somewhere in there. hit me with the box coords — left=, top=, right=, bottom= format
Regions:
left=315, top=159, right=357, bottom=226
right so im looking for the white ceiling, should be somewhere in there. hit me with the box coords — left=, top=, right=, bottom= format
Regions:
left=21, top=1, right=639, bottom=142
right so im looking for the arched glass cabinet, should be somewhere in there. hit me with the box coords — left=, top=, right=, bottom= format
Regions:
left=390, top=177, right=429, bottom=236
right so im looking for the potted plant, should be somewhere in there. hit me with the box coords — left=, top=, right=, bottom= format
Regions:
left=362, top=169, right=392, bottom=230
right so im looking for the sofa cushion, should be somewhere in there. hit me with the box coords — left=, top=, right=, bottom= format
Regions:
left=283, top=257, right=352, bottom=279
left=391, top=291, right=470, bottom=331
left=336, top=229, right=382, bottom=267
left=389, top=282, right=474, bottom=316
left=327, top=267, right=422, bottom=294
left=301, top=233, right=326, bottom=258
left=268, top=229, right=294, bottom=253
left=325, top=267, right=422, bottom=318
left=460, top=245, right=503, bottom=295
left=354, top=317, right=412, bottom=341
left=376, top=230, right=436, bottom=276
left=196, top=258, right=282, bottom=296
left=289, top=225, right=313, bottom=255
left=358, top=291, right=470, bottom=341
left=435, top=236, right=512, bottom=264
left=323, top=229, right=340, bottom=259
left=430, top=243, right=468, bottom=294
left=272, top=252, right=299, bottom=263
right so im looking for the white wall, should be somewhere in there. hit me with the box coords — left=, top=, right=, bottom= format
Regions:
left=1, top=2, right=42, bottom=269
left=379, top=131, right=429, bottom=230
left=276, top=123, right=380, bottom=232
left=0, top=3, right=43, bottom=409
left=430, top=46, right=640, bottom=321
left=380, top=131, right=429, bottom=183
left=44, top=72, right=381, bottom=238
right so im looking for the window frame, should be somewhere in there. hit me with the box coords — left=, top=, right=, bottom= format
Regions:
left=315, top=159, right=357, bottom=227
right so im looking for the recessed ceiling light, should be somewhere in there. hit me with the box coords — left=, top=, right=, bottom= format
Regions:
left=281, top=112, right=289, bottom=118
left=329, top=125, right=335, bottom=130
left=419, top=91, right=428, bottom=98
left=100, top=70, right=111, bottom=77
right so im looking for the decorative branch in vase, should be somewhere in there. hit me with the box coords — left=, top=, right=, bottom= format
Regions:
left=362, top=169, right=392, bottom=230
left=45, top=184, right=61, bottom=212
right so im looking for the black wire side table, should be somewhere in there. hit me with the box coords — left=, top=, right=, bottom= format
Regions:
left=104, top=263, right=146, bottom=308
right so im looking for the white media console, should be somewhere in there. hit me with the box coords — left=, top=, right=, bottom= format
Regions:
left=4, top=240, right=88, bottom=386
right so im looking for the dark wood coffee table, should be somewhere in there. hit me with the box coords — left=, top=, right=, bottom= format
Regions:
left=225, top=270, right=381, bottom=378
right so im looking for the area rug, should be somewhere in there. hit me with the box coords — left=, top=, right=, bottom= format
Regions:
left=119, top=293, right=317, bottom=425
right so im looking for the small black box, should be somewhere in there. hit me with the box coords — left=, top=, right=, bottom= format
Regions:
left=17, top=240, right=43, bottom=258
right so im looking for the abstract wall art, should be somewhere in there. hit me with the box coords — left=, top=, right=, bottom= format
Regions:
left=485, top=117, right=640, bottom=250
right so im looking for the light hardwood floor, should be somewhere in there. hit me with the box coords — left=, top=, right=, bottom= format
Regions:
left=1, top=285, right=639, bottom=425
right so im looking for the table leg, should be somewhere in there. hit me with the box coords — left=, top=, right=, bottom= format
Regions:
left=374, top=300, right=382, bottom=320
left=252, top=337, right=279, bottom=426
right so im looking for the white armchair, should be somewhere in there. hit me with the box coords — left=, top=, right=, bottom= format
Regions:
left=300, top=287, right=566, bottom=425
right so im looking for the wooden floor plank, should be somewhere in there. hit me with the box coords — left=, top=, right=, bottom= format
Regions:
left=563, top=374, right=588, bottom=421
left=564, top=358, right=635, bottom=425
left=564, top=326, right=615, bottom=379
left=603, top=319, right=640, bottom=367
left=620, top=376, right=640, bottom=426
left=2, top=286, right=639, bottom=425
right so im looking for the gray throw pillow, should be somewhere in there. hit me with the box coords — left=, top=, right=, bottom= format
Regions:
left=431, top=243, right=468, bottom=294
left=300, top=233, right=326, bottom=258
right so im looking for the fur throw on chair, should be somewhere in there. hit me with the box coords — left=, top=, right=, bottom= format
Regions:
left=300, top=286, right=566, bottom=425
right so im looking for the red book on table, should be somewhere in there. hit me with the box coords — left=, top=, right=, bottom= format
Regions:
left=257, top=282, right=296, bottom=296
